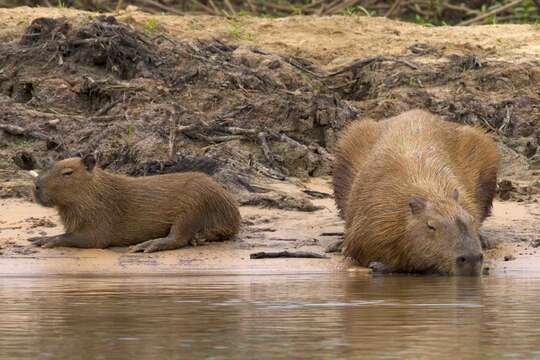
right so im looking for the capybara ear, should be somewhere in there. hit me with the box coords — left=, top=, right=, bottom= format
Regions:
left=82, top=154, right=96, bottom=172
left=408, top=197, right=426, bottom=215
left=452, top=189, right=459, bottom=202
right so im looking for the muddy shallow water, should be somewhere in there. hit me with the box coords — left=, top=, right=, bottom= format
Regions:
left=2, top=273, right=540, bottom=359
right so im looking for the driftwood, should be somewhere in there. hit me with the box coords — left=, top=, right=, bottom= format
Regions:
left=302, top=189, right=332, bottom=199
left=250, top=251, right=328, bottom=259
left=320, top=231, right=344, bottom=237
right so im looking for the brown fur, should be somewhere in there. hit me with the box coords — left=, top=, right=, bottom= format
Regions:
left=332, top=109, right=500, bottom=275
left=30, top=156, right=241, bottom=252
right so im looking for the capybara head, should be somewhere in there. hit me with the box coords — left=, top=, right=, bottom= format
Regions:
left=34, top=155, right=96, bottom=208
left=406, top=190, right=483, bottom=276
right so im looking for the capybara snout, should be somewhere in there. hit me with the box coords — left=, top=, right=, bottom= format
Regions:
left=404, top=192, right=484, bottom=275
left=32, top=156, right=95, bottom=208
left=455, top=253, right=483, bottom=276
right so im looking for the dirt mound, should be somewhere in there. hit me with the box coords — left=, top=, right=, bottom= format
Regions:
left=0, top=12, right=538, bottom=205
left=0, top=15, right=357, bottom=200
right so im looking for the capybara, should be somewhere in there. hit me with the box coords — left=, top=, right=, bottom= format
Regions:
left=29, top=154, right=241, bottom=252
left=333, top=109, right=500, bottom=275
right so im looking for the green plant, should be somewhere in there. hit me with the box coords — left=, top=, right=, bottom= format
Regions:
left=341, top=5, right=372, bottom=16
left=291, top=6, right=303, bottom=16
left=487, top=15, right=497, bottom=25
left=228, top=21, right=242, bottom=39
left=57, top=0, right=65, bottom=8
left=9, top=138, right=34, bottom=151
left=414, top=14, right=435, bottom=26
left=126, top=123, right=135, bottom=145
left=513, top=0, right=536, bottom=23
left=144, top=18, right=158, bottom=35
left=227, top=19, right=253, bottom=40
left=259, top=12, right=276, bottom=19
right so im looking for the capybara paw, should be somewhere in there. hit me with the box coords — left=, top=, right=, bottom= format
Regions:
left=28, top=236, right=54, bottom=247
left=129, top=241, right=161, bottom=253
left=368, top=262, right=394, bottom=274
left=129, top=238, right=184, bottom=253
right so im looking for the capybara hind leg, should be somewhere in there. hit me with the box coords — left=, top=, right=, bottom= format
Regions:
left=28, top=233, right=99, bottom=249
left=129, top=219, right=195, bottom=253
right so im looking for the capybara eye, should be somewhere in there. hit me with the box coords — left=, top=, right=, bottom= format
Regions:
left=61, top=169, right=74, bottom=176
left=427, top=222, right=436, bottom=231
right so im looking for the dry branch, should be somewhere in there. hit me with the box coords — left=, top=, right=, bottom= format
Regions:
left=0, top=124, right=51, bottom=142
left=250, top=251, right=328, bottom=259
left=385, top=0, right=403, bottom=17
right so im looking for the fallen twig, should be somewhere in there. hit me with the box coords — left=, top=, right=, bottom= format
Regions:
left=216, top=126, right=257, bottom=135
left=0, top=226, right=23, bottom=230
left=0, top=124, right=51, bottom=142
left=320, top=232, right=344, bottom=237
left=197, top=134, right=244, bottom=143
left=250, top=251, right=328, bottom=259
left=385, top=0, right=403, bottom=17
left=93, top=99, right=121, bottom=117
left=302, top=189, right=332, bottom=199
left=327, top=56, right=418, bottom=77
left=223, top=0, right=237, bottom=16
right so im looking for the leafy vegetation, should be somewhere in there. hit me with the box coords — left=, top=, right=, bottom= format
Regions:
left=4, top=1, right=540, bottom=26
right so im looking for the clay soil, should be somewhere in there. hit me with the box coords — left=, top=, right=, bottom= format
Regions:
left=0, top=7, right=539, bottom=275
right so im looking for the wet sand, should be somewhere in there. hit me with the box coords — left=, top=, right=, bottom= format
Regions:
left=1, top=179, right=538, bottom=276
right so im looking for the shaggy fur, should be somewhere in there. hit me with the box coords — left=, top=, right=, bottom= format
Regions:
left=332, top=109, right=500, bottom=274
left=30, top=156, right=241, bottom=252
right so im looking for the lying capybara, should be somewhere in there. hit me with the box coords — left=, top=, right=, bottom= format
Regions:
left=29, top=155, right=241, bottom=252
left=333, top=109, right=500, bottom=275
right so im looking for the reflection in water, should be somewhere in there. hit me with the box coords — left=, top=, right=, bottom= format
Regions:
left=1, top=274, right=540, bottom=359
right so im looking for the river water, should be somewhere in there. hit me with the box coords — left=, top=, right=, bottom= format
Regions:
left=1, top=273, right=540, bottom=359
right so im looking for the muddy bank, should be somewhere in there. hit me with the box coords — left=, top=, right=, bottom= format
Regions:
left=0, top=8, right=539, bottom=203
left=1, top=178, right=539, bottom=275
left=0, top=179, right=351, bottom=274
left=0, top=8, right=539, bottom=275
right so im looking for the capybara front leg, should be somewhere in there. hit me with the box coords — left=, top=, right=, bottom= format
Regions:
left=28, top=233, right=97, bottom=249
left=368, top=262, right=397, bottom=274
left=129, top=219, right=195, bottom=253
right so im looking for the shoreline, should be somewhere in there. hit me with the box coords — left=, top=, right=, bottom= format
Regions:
left=1, top=179, right=539, bottom=277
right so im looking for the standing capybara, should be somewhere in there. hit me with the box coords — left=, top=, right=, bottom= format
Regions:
left=29, top=154, right=241, bottom=252
left=332, top=109, right=500, bottom=275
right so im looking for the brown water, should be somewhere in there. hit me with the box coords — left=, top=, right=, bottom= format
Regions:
left=1, top=273, right=540, bottom=359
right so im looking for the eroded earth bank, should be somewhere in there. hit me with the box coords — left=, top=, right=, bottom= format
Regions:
left=0, top=7, right=539, bottom=275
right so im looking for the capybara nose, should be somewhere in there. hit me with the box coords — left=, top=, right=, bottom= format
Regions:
left=456, top=253, right=483, bottom=275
